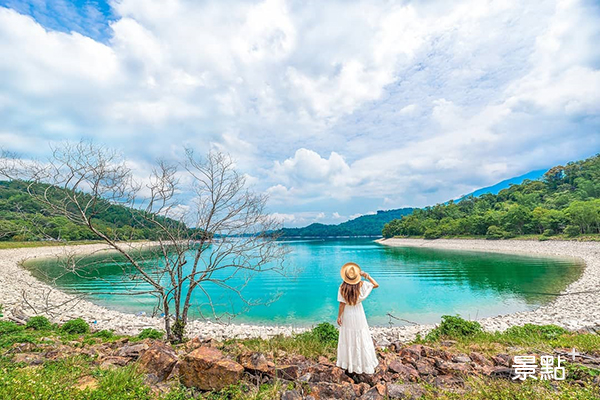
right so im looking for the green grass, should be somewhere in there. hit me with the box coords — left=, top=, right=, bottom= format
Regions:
left=418, top=317, right=600, bottom=356
left=420, top=376, right=600, bottom=400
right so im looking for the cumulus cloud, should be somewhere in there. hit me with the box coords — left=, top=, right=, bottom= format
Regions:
left=0, top=0, right=599, bottom=227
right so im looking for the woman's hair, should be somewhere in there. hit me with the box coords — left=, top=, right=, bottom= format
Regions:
left=340, top=281, right=361, bottom=305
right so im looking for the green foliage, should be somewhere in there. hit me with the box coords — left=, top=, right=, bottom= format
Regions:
left=0, top=304, right=3, bottom=317
left=0, top=320, right=22, bottom=335
left=502, top=324, right=568, bottom=340
left=26, top=316, right=53, bottom=331
left=565, top=224, right=581, bottom=237
left=237, top=323, right=340, bottom=360
left=383, top=155, right=600, bottom=239
left=61, top=318, right=90, bottom=335
left=92, top=330, right=115, bottom=340
left=0, top=180, right=184, bottom=242
left=309, top=322, right=338, bottom=344
left=283, top=208, right=414, bottom=237
left=137, top=328, right=164, bottom=340
left=485, top=225, right=505, bottom=240
left=425, top=315, right=483, bottom=341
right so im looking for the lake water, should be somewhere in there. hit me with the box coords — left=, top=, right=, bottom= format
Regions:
left=25, top=239, right=584, bottom=327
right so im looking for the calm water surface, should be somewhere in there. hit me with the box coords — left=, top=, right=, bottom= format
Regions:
left=25, top=239, right=584, bottom=327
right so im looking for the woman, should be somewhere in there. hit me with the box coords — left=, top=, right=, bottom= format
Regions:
left=336, top=262, right=380, bottom=374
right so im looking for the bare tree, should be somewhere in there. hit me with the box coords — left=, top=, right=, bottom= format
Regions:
left=0, top=141, right=287, bottom=342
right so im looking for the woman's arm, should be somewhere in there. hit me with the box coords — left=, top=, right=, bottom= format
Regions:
left=361, top=271, right=379, bottom=288
left=337, top=302, right=345, bottom=326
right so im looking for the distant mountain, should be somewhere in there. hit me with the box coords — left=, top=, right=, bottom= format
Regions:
left=281, top=208, right=414, bottom=237
left=456, top=169, right=548, bottom=201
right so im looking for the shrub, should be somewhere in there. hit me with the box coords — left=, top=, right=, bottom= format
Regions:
left=93, top=329, right=115, bottom=339
left=26, top=316, right=53, bottom=331
left=423, top=228, right=442, bottom=239
left=311, top=322, right=338, bottom=344
left=60, top=318, right=90, bottom=334
left=0, top=320, right=22, bottom=335
left=564, top=225, right=581, bottom=237
left=426, top=315, right=482, bottom=341
left=503, top=324, right=568, bottom=340
left=137, top=328, right=164, bottom=340
left=485, top=225, right=504, bottom=240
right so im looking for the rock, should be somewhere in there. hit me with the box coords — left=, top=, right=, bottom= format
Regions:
left=100, top=356, right=131, bottom=369
left=469, top=352, right=493, bottom=367
left=387, top=360, right=419, bottom=382
left=239, top=351, right=275, bottom=374
left=280, top=390, right=302, bottom=400
left=183, top=337, right=203, bottom=353
left=440, top=340, right=457, bottom=347
left=359, top=384, right=386, bottom=399
left=276, top=364, right=300, bottom=380
left=386, top=383, right=426, bottom=399
left=318, top=356, right=334, bottom=365
left=179, top=346, right=244, bottom=390
left=118, top=342, right=149, bottom=358
left=415, top=360, right=437, bottom=376
left=308, top=382, right=358, bottom=399
left=452, top=354, right=471, bottom=363
left=435, top=360, right=472, bottom=375
left=398, top=345, right=421, bottom=364
left=308, top=365, right=353, bottom=384
left=491, top=354, right=510, bottom=367
left=12, top=353, right=45, bottom=365
left=137, top=342, right=178, bottom=382
left=433, top=374, right=464, bottom=389
left=489, top=366, right=514, bottom=379
left=421, top=346, right=451, bottom=361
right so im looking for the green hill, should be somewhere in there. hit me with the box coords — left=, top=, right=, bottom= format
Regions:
left=383, top=154, right=600, bottom=239
left=0, top=180, right=177, bottom=242
left=281, top=208, right=414, bottom=237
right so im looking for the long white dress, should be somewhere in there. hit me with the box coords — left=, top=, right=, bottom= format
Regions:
left=336, top=280, right=379, bottom=374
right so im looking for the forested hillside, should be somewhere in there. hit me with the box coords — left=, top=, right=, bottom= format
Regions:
left=282, top=208, right=414, bottom=237
left=0, top=181, right=177, bottom=241
left=383, top=155, right=600, bottom=239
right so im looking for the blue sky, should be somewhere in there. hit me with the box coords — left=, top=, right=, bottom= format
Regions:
left=0, top=0, right=599, bottom=227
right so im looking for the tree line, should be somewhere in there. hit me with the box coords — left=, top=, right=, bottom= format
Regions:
left=382, top=154, right=600, bottom=239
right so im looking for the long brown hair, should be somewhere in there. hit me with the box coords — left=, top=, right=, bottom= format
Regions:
left=340, top=281, right=362, bottom=305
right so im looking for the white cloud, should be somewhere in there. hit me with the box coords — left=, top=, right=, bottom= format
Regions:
left=0, top=0, right=599, bottom=227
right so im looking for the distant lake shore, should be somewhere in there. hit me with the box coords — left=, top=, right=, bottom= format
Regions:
left=0, top=238, right=598, bottom=343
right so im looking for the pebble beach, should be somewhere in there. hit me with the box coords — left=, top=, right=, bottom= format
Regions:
left=1, top=239, right=599, bottom=344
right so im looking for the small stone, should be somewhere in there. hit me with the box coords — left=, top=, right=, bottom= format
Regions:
left=452, top=354, right=471, bottom=363
left=118, top=342, right=150, bottom=358
left=386, top=383, right=426, bottom=399
left=280, top=390, right=302, bottom=400
left=416, top=360, right=437, bottom=376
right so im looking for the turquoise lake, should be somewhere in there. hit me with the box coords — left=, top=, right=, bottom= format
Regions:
left=25, top=239, right=584, bottom=327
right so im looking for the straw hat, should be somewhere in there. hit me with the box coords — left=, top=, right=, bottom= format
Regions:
left=340, top=262, right=361, bottom=285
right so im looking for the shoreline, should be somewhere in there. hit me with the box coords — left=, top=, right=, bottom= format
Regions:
left=375, top=238, right=600, bottom=339
left=1, top=239, right=599, bottom=343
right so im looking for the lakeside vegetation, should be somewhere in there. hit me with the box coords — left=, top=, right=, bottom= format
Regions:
left=0, top=181, right=181, bottom=242
left=281, top=208, right=413, bottom=237
left=0, top=314, right=598, bottom=399
left=383, top=155, right=600, bottom=239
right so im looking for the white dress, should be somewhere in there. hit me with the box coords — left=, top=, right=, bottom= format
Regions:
left=336, top=280, right=379, bottom=374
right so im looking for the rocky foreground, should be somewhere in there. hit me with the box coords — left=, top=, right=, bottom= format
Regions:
left=7, top=335, right=600, bottom=399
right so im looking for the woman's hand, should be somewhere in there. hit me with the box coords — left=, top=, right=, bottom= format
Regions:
left=337, top=315, right=342, bottom=326
left=360, top=271, right=369, bottom=278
